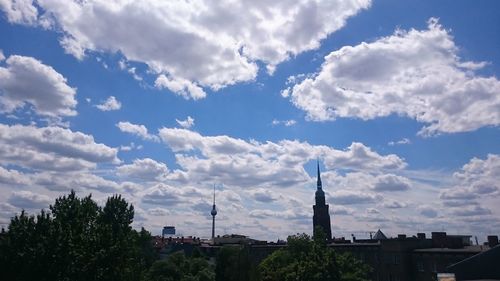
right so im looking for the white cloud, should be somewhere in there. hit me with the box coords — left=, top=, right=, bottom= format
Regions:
left=95, top=96, right=121, bottom=111
left=0, top=166, right=31, bottom=185
left=388, top=138, right=411, bottom=146
left=439, top=154, right=499, bottom=222
left=141, top=183, right=202, bottom=206
left=271, top=119, right=297, bottom=127
left=323, top=142, right=406, bottom=171
left=0, top=55, right=77, bottom=117
left=155, top=75, right=206, bottom=100
left=286, top=19, right=500, bottom=136
left=158, top=128, right=405, bottom=188
left=119, top=142, right=142, bottom=152
left=117, top=158, right=169, bottom=182
left=451, top=206, right=492, bottom=217
left=32, top=171, right=125, bottom=193
left=0, top=50, right=4, bottom=61
left=2, top=0, right=370, bottom=98
left=116, top=121, right=159, bottom=142
left=418, top=205, right=438, bottom=218
left=330, top=190, right=380, bottom=205
left=8, top=190, right=51, bottom=209
left=331, top=205, right=354, bottom=215
left=440, top=154, right=500, bottom=203
left=0, top=124, right=119, bottom=171
left=249, top=209, right=309, bottom=221
left=372, top=174, right=411, bottom=192
left=453, top=154, right=500, bottom=194
left=249, top=188, right=280, bottom=203
left=0, top=0, right=38, bottom=25
left=176, top=116, right=195, bottom=129
left=382, top=200, right=407, bottom=209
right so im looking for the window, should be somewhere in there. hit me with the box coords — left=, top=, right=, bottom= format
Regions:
left=394, top=254, right=400, bottom=265
left=417, top=260, right=424, bottom=272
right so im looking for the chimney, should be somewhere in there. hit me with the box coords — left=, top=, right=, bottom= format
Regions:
left=487, top=235, right=498, bottom=247
left=417, top=233, right=426, bottom=239
left=432, top=232, right=447, bottom=248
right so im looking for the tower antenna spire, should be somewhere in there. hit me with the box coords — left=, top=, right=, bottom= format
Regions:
left=317, top=159, right=322, bottom=189
left=211, top=184, right=218, bottom=240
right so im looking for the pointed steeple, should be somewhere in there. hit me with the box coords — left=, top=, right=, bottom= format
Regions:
left=315, top=160, right=325, bottom=206
left=313, top=159, right=331, bottom=241
left=317, top=160, right=322, bottom=190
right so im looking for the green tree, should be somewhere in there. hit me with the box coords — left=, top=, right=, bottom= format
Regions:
left=215, top=245, right=260, bottom=281
left=258, top=227, right=371, bottom=281
left=0, top=191, right=157, bottom=281
left=142, top=251, right=215, bottom=281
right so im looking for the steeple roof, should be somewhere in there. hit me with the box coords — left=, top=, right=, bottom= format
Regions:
left=373, top=229, right=388, bottom=240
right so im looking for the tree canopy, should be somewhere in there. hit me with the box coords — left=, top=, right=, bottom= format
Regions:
left=258, top=227, right=371, bottom=281
left=0, top=191, right=156, bottom=281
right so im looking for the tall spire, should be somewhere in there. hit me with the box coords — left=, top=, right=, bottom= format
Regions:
left=213, top=184, right=216, bottom=205
left=313, top=160, right=331, bottom=240
left=211, top=184, right=217, bottom=240
left=317, top=160, right=322, bottom=189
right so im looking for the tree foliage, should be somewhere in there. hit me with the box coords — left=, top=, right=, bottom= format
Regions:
left=215, top=245, right=260, bottom=281
left=142, top=251, right=214, bottom=281
left=0, top=191, right=157, bottom=281
left=258, top=227, right=371, bottom=281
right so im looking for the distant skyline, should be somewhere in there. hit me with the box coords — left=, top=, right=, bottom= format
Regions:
left=0, top=0, right=499, bottom=241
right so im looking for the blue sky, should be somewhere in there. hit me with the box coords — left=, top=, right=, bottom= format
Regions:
left=0, top=0, right=499, bottom=241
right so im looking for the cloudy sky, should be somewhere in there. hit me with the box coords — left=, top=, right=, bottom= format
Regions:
left=0, top=0, right=499, bottom=241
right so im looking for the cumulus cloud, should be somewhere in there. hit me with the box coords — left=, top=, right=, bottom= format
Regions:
left=418, top=205, right=438, bottom=218
left=32, top=171, right=124, bottom=192
left=0, top=55, right=77, bottom=117
left=249, top=209, right=309, bottom=220
left=249, top=188, right=280, bottom=203
left=116, top=121, right=159, bottom=142
left=440, top=154, right=499, bottom=205
left=323, top=142, right=406, bottom=171
left=176, top=116, right=195, bottom=129
left=1, top=0, right=370, bottom=99
left=330, top=190, right=380, bottom=205
left=8, top=190, right=51, bottom=209
left=331, top=205, right=354, bottom=215
left=0, top=166, right=31, bottom=185
left=0, top=0, right=38, bottom=25
left=0, top=124, right=119, bottom=171
left=286, top=18, right=500, bottom=136
left=451, top=205, right=492, bottom=217
left=158, top=128, right=405, bottom=188
left=155, top=75, right=206, bottom=100
left=95, top=96, right=121, bottom=111
left=141, top=183, right=202, bottom=206
left=117, top=158, right=169, bottom=182
left=382, top=200, right=407, bottom=209
left=372, top=174, right=411, bottom=191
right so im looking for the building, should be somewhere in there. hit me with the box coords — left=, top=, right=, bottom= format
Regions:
left=312, top=161, right=332, bottom=240
left=331, top=232, right=493, bottom=281
left=445, top=243, right=500, bottom=280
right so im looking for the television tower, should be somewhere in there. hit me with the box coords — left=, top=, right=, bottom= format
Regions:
left=211, top=185, right=217, bottom=239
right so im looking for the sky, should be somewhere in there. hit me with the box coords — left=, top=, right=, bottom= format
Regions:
left=0, top=0, right=499, bottom=242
